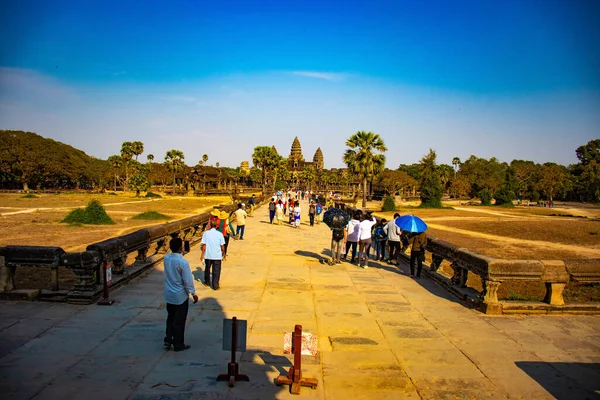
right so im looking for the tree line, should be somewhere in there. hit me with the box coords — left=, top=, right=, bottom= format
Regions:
left=1, top=130, right=598, bottom=205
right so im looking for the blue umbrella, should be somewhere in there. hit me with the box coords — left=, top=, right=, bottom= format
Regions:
left=394, top=215, right=427, bottom=233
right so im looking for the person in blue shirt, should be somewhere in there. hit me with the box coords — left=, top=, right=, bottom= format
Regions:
left=163, top=237, right=198, bottom=352
left=201, top=219, right=227, bottom=290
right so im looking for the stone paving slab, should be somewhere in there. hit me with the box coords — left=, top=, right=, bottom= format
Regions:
left=1, top=200, right=600, bottom=399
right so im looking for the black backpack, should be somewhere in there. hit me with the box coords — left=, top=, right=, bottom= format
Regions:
left=269, top=202, right=276, bottom=211
left=332, top=228, right=344, bottom=241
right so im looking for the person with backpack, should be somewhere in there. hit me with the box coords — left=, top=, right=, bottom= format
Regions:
left=268, top=197, right=276, bottom=224
left=315, top=202, right=323, bottom=225
left=343, top=211, right=361, bottom=263
left=384, top=213, right=402, bottom=265
left=218, top=211, right=235, bottom=256
left=329, top=225, right=347, bottom=265
left=373, top=218, right=388, bottom=261
left=308, top=200, right=316, bottom=226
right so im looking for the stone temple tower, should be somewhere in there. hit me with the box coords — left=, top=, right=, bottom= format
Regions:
left=313, top=147, right=324, bottom=170
left=288, top=136, right=305, bottom=169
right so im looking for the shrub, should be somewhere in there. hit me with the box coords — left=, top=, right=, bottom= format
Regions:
left=62, top=199, right=114, bottom=225
left=494, top=187, right=515, bottom=206
left=21, top=194, right=38, bottom=198
left=479, top=189, right=493, bottom=206
left=108, top=192, right=118, bottom=196
left=132, top=211, right=172, bottom=220
left=145, top=192, right=162, bottom=198
left=381, top=196, right=396, bottom=212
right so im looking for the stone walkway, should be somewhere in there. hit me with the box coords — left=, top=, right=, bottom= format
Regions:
left=1, top=201, right=599, bottom=399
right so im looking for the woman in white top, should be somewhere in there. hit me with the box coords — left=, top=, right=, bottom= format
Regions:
left=276, top=199, right=284, bottom=225
left=343, top=212, right=361, bottom=262
left=357, top=213, right=377, bottom=268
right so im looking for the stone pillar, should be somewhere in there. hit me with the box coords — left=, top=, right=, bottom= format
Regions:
left=430, top=255, right=444, bottom=272
left=544, top=282, right=566, bottom=306
left=64, top=251, right=101, bottom=302
left=0, top=255, right=16, bottom=292
left=112, top=256, right=126, bottom=275
left=450, top=262, right=467, bottom=286
left=482, top=279, right=502, bottom=315
left=135, top=247, right=149, bottom=263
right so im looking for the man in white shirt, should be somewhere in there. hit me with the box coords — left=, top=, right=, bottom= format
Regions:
left=163, top=238, right=198, bottom=352
left=234, top=203, right=248, bottom=240
left=201, top=219, right=226, bottom=290
left=358, top=213, right=377, bottom=269
left=384, top=213, right=402, bottom=265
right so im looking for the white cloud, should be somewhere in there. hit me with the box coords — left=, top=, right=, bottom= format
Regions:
left=291, top=71, right=346, bottom=81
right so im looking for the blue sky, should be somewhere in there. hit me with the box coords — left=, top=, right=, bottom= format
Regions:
left=1, top=0, right=599, bottom=168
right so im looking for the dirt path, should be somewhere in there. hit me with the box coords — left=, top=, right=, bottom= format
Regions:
left=427, top=222, right=600, bottom=257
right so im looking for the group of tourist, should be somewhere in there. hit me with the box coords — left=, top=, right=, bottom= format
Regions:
left=329, top=210, right=427, bottom=278
left=161, top=193, right=428, bottom=352
left=267, top=190, right=325, bottom=228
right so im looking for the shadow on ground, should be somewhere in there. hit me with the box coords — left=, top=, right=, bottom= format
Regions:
left=515, top=361, right=600, bottom=399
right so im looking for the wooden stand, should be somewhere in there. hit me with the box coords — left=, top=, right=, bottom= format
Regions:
left=97, top=260, right=114, bottom=305
left=275, top=325, right=318, bottom=395
left=217, top=317, right=249, bottom=387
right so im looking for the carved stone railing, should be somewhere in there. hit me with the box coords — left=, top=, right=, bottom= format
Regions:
left=0, top=196, right=263, bottom=303
left=336, top=203, right=600, bottom=315
left=422, top=237, right=600, bottom=315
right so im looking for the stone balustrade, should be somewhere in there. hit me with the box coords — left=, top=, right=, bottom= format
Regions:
left=0, top=196, right=262, bottom=303
left=334, top=201, right=600, bottom=315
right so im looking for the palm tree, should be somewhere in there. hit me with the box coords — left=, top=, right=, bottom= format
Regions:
left=452, top=157, right=461, bottom=174
left=202, top=154, right=208, bottom=166
left=301, top=166, right=317, bottom=191
left=107, top=155, right=122, bottom=191
left=252, top=146, right=281, bottom=196
left=164, top=149, right=185, bottom=187
left=147, top=154, right=154, bottom=163
left=132, top=141, right=144, bottom=160
left=215, top=162, right=220, bottom=168
left=120, top=142, right=134, bottom=191
left=343, top=131, right=387, bottom=207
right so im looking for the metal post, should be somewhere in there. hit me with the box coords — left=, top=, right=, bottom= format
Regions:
left=97, top=260, right=114, bottom=305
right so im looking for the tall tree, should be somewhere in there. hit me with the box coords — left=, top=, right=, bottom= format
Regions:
left=301, top=166, right=317, bottom=190
left=252, top=146, right=282, bottom=196
left=131, top=141, right=144, bottom=160
left=147, top=154, right=154, bottom=163
left=419, top=149, right=443, bottom=207
left=536, top=163, right=571, bottom=201
left=452, top=157, right=461, bottom=173
left=575, top=139, right=600, bottom=165
left=164, top=149, right=185, bottom=187
left=107, top=155, right=123, bottom=190
left=202, top=154, right=209, bottom=166
left=120, top=142, right=134, bottom=191
left=343, top=131, right=387, bottom=207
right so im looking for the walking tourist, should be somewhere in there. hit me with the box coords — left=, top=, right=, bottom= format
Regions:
left=384, top=213, right=402, bottom=265
left=409, top=231, right=428, bottom=278
left=293, top=201, right=302, bottom=228
left=308, top=200, right=316, bottom=226
left=358, top=213, right=377, bottom=269
left=247, top=194, right=256, bottom=216
left=373, top=218, right=388, bottom=261
left=329, top=225, right=347, bottom=265
left=268, top=197, right=276, bottom=224
left=201, top=219, right=227, bottom=290
left=163, top=237, right=198, bottom=352
left=276, top=199, right=284, bottom=225
left=234, top=203, right=248, bottom=240
left=218, top=211, right=234, bottom=256
left=343, top=211, right=361, bottom=262
left=315, top=201, right=323, bottom=225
